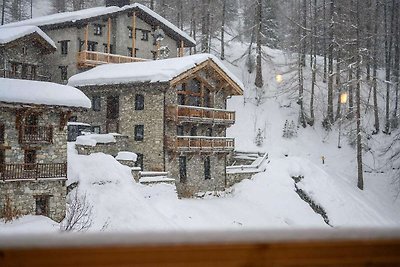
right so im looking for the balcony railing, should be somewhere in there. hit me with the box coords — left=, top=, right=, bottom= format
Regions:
left=77, top=51, right=146, bottom=68
left=166, top=136, right=234, bottom=153
left=167, top=105, right=236, bottom=125
left=19, top=125, right=53, bottom=144
left=0, top=69, right=50, bottom=81
left=0, top=163, right=67, bottom=181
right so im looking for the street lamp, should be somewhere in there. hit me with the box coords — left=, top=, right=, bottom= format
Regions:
left=276, top=74, right=283, bottom=84
left=338, top=92, right=348, bottom=148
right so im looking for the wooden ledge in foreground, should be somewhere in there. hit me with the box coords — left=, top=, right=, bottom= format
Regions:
left=1, top=228, right=400, bottom=267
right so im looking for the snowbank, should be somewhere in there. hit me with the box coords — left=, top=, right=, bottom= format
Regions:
left=68, top=54, right=244, bottom=92
left=116, top=151, right=137, bottom=162
left=0, top=25, right=56, bottom=48
left=75, top=134, right=116, bottom=147
left=0, top=78, right=91, bottom=108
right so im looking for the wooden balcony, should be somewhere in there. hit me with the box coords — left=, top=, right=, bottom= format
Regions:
left=19, top=125, right=53, bottom=144
left=77, top=51, right=146, bottom=68
left=0, top=163, right=67, bottom=181
left=166, top=136, right=234, bottom=153
left=166, top=105, right=236, bottom=126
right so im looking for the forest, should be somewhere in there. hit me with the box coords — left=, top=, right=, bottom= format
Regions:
left=1, top=0, right=399, bottom=189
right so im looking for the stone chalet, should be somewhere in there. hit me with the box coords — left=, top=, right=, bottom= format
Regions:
left=0, top=0, right=196, bottom=84
left=0, top=26, right=56, bottom=82
left=69, top=54, right=244, bottom=197
left=0, top=78, right=90, bottom=222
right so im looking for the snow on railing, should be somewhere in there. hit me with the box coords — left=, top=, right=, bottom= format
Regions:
left=226, top=152, right=268, bottom=174
left=166, top=105, right=235, bottom=125
left=77, top=51, right=146, bottom=67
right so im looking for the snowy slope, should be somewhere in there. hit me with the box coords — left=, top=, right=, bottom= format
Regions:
left=1, top=42, right=399, bottom=233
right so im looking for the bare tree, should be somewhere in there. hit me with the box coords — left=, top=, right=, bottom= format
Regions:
left=61, top=190, right=93, bottom=232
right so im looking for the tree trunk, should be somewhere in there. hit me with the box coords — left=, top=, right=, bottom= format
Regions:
left=309, top=0, right=317, bottom=126
left=356, top=0, right=363, bottom=190
left=323, top=0, right=327, bottom=83
left=392, top=0, right=400, bottom=128
left=383, top=0, right=394, bottom=134
left=335, top=49, right=341, bottom=120
left=372, top=0, right=380, bottom=134
left=348, top=64, right=354, bottom=119
left=220, top=0, right=226, bottom=60
left=327, top=0, right=335, bottom=123
left=255, top=0, right=263, bottom=89
left=201, top=0, right=210, bottom=53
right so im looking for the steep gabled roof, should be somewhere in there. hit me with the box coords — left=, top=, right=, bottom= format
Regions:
left=0, top=78, right=91, bottom=109
left=0, top=26, right=56, bottom=50
left=68, top=54, right=244, bottom=96
left=0, top=4, right=195, bottom=47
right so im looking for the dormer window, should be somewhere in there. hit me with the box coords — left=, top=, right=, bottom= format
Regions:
left=94, top=24, right=103, bottom=36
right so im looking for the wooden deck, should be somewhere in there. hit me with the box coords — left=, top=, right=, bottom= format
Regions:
left=77, top=51, right=146, bottom=68
left=1, top=230, right=400, bottom=267
left=166, top=136, right=234, bottom=153
left=0, top=163, right=67, bottom=181
left=167, top=105, right=236, bottom=125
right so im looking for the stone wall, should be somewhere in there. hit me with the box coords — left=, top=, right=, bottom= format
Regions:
left=0, top=179, right=66, bottom=222
left=167, top=154, right=226, bottom=198
left=75, top=135, right=130, bottom=156
left=0, top=40, right=51, bottom=80
left=1, top=108, right=67, bottom=165
left=77, top=83, right=168, bottom=171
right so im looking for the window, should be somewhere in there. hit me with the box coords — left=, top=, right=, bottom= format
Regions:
left=135, top=153, right=144, bottom=170
left=35, top=195, right=49, bottom=216
left=140, top=29, right=149, bottom=41
left=134, top=125, right=144, bottom=141
left=204, top=156, right=211, bottom=180
left=30, top=65, right=37, bottom=80
left=92, top=126, right=101, bottom=134
left=177, top=125, right=184, bottom=136
left=92, top=96, right=101, bottom=111
left=135, top=94, right=144, bottom=110
left=103, top=44, right=114, bottom=54
left=22, top=46, right=27, bottom=55
left=24, top=149, right=36, bottom=170
left=206, top=127, right=213, bottom=137
left=128, top=27, right=133, bottom=39
left=10, top=62, right=18, bottom=77
left=87, top=41, right=97, bottom=51
left=179, top=156, right=187, bottom=183
left=59, top=40, right=69, bottom=55
left=94, top=24, right=103, bottom=36
left=21, top=64, right=28, bottom=79
left=59, top=66, right=68, bottom=81
left=127, top=47, right=138, bottom=57
left=190, top=126, right=197, bottom=136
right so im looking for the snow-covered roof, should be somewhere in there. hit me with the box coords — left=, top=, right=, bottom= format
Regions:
left=76, top=134, right=116, bottom=146
left=116, top=151, right=138, bottom=162
left=68, top=54, right=244, bottom=94
left=1, top=4, right=195, bottom=47
left=0, top=78, right=91, bottom=108
left=0, top=26, right=56, bottom=49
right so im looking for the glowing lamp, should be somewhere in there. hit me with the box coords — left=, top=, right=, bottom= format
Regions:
left=340, top=92, right=348, bottom=104
left=276, top=74, right=283, bottom=83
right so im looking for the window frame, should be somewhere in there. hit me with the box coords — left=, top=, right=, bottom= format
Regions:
left=93, top=24, right=103, bottom=36
left=204, top=156, right=211, bottom=180
left=92, top=96, right=101, bottom=112
left=179, top=156, right=187, bottom=183
left=35, top=195, right=50, bottom=217
left=134, top=125, right=144, bottom=141
left=135, top=94, right=144, bottom=110
left=59, top=40, right=69, bottom=55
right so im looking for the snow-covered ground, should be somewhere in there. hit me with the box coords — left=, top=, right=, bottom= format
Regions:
left=1, top=42, right=399, bottom=234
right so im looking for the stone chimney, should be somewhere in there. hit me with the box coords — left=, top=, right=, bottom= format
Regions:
left=105, top=0, right=130, bottom=7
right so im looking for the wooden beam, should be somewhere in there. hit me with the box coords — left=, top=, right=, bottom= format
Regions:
left=170, top=60, right=210, bottom=86
left=132, top=12, right=136, bottom=57
left=84, top=24, right=89, bottom=51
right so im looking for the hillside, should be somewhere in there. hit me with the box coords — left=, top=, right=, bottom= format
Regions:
left=1, top=43, right=399, bottom=234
